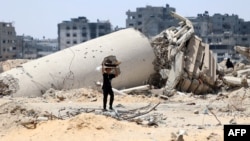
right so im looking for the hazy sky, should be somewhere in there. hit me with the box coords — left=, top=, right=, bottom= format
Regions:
left=0, top=0, right=249, bottom=39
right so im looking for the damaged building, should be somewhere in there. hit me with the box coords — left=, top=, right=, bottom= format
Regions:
left=149, top=12, right=217, bottom=95
left=0, top=22, right=20, bottom=61
left=58, top=17, right=112, bottom=50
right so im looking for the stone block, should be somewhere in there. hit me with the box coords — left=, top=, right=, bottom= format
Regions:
left=180, top=78, right=191, bottom=92
left=166, top=52, right=184, bottom=89
left=187, top=79, right=199, bottom=93
left=185, top=36, right=202, bottom=77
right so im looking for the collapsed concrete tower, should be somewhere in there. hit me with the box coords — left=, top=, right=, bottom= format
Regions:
left=0, top=28, right=155, bottom=97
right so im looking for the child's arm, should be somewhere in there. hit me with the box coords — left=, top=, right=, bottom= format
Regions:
left=114, top=67, right=119, bottom=77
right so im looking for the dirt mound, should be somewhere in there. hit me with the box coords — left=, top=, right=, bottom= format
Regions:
left=0, top=59, right=30, bottom=72
left=0, top=86, right=250, bottom=141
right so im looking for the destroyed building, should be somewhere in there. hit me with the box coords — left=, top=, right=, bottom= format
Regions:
left=126, top=4, right=179, bottom=37
left=0, top=22, right=20, bottom=61
left=149, top=12, right=217, bottom=95
left=58, top=17, right=112, bottom=50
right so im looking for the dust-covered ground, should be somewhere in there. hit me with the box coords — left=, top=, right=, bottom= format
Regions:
left=0, top=59, right=250, bottom=141
left=0, top=86, right=250, bottom=141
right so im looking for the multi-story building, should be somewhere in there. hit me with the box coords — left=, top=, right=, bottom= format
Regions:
left=58, top=17, right=111, bottom=50
left=0, top=22, right=20, bottom=61
left=126, top=4, right=178, bottom=37
left=16, top=35, right=58, bottom=59
left=189, top=11, right=250, bottom=62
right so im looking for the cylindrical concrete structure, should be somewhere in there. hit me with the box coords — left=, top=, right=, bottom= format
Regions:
left=1, top=28, right=155, bottom=97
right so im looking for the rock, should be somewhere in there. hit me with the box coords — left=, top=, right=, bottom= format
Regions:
left=90, top=98, right=97, bottom=102
left=197, top=125, right=205, bottom=129
left=159, top=94, right=168, bottom=100
left=194, top=110, right=199, bottom=114
left=229, top=118, right=237, bottom=124
left=37, top=117, right=49, bottom=121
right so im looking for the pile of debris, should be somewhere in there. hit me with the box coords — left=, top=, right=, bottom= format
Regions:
left=150, top=12, right=217, bottom=95
left=0, top=59, right=29, bottom=73
left=220, top=46, right=250, bottom=88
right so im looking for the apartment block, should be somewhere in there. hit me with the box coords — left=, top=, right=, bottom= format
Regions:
left=126, top=4, right=178, bottom=37
left=18, top=36, right=58, bottom=59
left=189, top=11, right=250, bottom=62
left=0, top=22, right=19, bottom=61
left=58, top=17, right=111, bottom=50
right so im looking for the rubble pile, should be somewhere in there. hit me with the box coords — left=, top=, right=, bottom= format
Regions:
left=0, top=59, right=29, bottom=73
left=235, top=46, right=250, bottom=61
left=215, top=46, right=250, bottom=88
left=150, top=12, right=217, bottom=95
left=0, top=74, right=19, bottom=96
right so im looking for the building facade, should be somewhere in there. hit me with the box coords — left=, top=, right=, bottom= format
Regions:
left=189, top=11, right=250, bottom=62
left=126, top=4, right=178, bottom=37
left=16, top=35, right=58, bottom=59
left=0, top=22, right=20, bottom=61
left=58, top=17, right=112, bottom=50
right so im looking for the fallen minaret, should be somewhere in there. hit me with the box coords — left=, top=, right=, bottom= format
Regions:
left=0, top=28, right=155, bottom=97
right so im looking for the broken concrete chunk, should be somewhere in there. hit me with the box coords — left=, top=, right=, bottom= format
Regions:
left=223, top=76, right=250, bottom=87
left=150, top=12, right=218, bottom=95
left=166, top=52, right=184, bottom=90
left=185, top=35, right=202, bottom=78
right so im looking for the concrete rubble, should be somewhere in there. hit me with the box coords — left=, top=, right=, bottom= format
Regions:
left=149, top=12, right=217, bottom=95
left=0, top=12, right=250, bottom=97
left=221, top=45, right=250, bottom=88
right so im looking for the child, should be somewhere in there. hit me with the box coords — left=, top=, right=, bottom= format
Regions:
left=101, top=62, right=119, bottom=111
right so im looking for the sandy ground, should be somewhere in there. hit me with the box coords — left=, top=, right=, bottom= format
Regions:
left=0, top=59, right=250, bottom=141
left=0, top=86, right=250, bottom=141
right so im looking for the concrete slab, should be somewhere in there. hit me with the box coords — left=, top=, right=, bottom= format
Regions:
left=166, top=52, right=184, bottom=89
left=185, top=36, right=202, bottom=77
left=187, top=79, right=199, bottom=93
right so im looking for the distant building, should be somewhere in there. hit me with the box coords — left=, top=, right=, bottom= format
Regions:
left=189, top=11, right=250, bottom=62
left=126, top=4, right=178, bottom=37
left=0, top=22, right=20, bottom=61
left=17, top=36, right=58, bottom=59
left=36, top=39, right=58, bottom=58
left=58, top=17, right=112, bottom=50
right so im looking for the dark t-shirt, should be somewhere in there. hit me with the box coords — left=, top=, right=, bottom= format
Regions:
left=102, top=73, right=115, bottom=89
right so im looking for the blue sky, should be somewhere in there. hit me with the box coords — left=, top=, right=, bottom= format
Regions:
left=0, top=0, right=249, bottom=39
